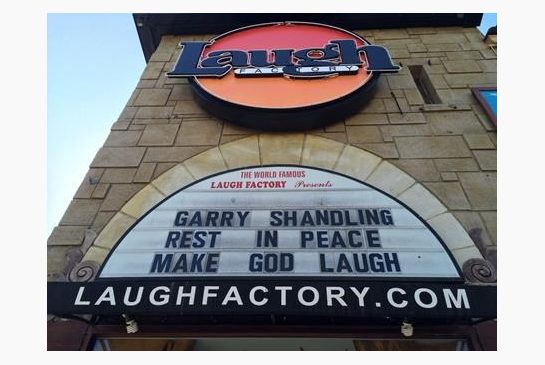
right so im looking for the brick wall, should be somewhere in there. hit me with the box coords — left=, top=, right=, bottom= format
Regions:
left=47, top=25, right=497, bottom=279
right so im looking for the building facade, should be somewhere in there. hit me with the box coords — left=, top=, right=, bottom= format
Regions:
left=47, top=14, right=497, bottom=351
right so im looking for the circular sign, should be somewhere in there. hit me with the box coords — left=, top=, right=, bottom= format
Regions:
left=168, top=22, right=401, bottom=131
left=196, top=23, right=372, bottom=109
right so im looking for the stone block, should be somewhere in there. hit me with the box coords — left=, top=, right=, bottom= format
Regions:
left=345, top=113, right=388, bottom=125
left=139, top=124, right=179, bottom=146
left=451, top=245, right=484, bottom=268
left=407, top=27, right=436, bottom=35
left=426, top=111, right=485, bottom=135
left=383, top=98, right=400, bottom=113
left=312, top=132, right=347, bottom=144
left=173, top=100, right=207, bottom=115
left=219, top=135, right=261, bottom=169
left=132, top=118, right=170, bottom=125
left=93, top=212, right=136, bottom=250
left=143, top=146, right=209, bottom=163
left=334, top=145, right=381, bottom=181
left=103, top=131, right=142, bottom=147
left=60, top=199, right=101, bottom=226
left=324, top=121, right=345, bottom=133
left=473, top=150, right=497, bottom=171
left=346, top=126, right=383, bottom=144
left=404, top=89, right=425, bottom=105
left=386, top=75, right=417, bottom=90
left=420, top=33, right=468, bottom=44
left=388, top=112, right=426, bottom=124
left=118, top=106, right=138, bottom=120
left=152, top=164, right=196, bottom=196
left=176, top=118, right=222, bottom=146
left=373, top=77, right=392, bottom=98
left=153, top=163, right=178, bottom=179
left=441, top=172, right=458, bottom=181
left=407, top=43, right=427, bottom=52
left=121, top=185, right=165, bottom=219
left=444, top=73, right=496, bottom=88
left=169, top=84, right=194, bottom=101
left=91, top=147, right=146, bottom=167
left=134, top=106, right=174, bottom=119
left=443, top=60, right=481, bottom=73
left=366, top=161, right=415, bottom=197
left=47, top=246, right=72, bottom=275
left=389, top=48, right=410, bottom=58
left=133, top=89, right=171, bottom=106
left=259, top=133, right=305, bottom=165
left=99, top=184, right=145, bottom=212
left=133, top=163, right=157, bottom=183
left=427, top=213, right=475, bottom=251
left=477, top=60, right=497, bottom=73
left=74, top=168, right=104, bottom=199
left=425, top=43, right=462, bottom=52
left=184, top=147, right=227, bottom=179
left=82, top=246, right=110, bottom=265
left=48, top=226, right=87, bottom=246
left=355, top=143, right=399, bottom=159
left=91, top=183, right=110, bottom=199
left=480, top=212, right=497, bottom=245
left=137, top=80, right=157, bottom=88
left=380, top=125, right=432, bottom=142
left=398, top=183, right=447, bottom=220
left=360, top=98, right=386, bottom=113
left=464, top=133, right=496, bottom=150
left=101, top=168, right=137, bottom=183
left=424, top=182, right=471, bottom=210
left=91, top=211, right=115, bottom=233
left=223, top=122, right=257, bottom=135
left=396, top=136, right=472, bottom=158
left=391, top=159, right=441, bottom=182
left=111, top=120, right=131, bottom=131
left=446, top=51, right=483, bottom=60
left=149, top=51, right=173, bottom=62
left=434, top=158, right=479, bottom=172
left=436, top=89, right=475, bottom=105
left=458, top=172, right=496, bottom=210
left=141, top=62, right=165, bottom=79
left=453, top=211, right=494, bottom=251
left=428, top=74, right=449, bottom=89
left=373, top=29, right=409, bottom=39
left=301, top=134, right=345, bottom=169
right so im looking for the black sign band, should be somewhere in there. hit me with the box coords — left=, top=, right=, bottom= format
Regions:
left=48, top=279, right=496, bottom=321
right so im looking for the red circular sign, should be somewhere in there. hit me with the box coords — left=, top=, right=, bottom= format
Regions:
left=195, top=22, right=372, bottom=109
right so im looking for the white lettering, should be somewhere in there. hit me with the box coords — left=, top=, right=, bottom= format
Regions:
left=326, top=287, right=347, bottom=307
left=387, top=288, right=407, bottom=308
left=443, top=289, right=470, bottom=309
left=176, top=286, right=196, bottom=305
left=298, top=286, right=319, bottom=306
left=222, top=286, right=243, bottom=305
left=149, top=286, right=170, bottom=306
left=202, top=286, right=219, bottom=305
left=275, top=286, right=292, bottom=306
left=95, top=286, right=116, bottom=306
left=74, top=286, right=90, bottom=305
left=415, top=288, right=438, bottom=309
left=249, top=286, right=269, bottom=306
left=349, top=287, right=370, bottom=307
left=123, top=286, right=143, bottom=306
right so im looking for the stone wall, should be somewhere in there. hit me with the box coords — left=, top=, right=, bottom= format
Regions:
left=47, top=25, right=497, bottom=281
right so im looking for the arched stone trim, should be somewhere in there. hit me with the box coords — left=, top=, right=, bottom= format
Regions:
left=84, top=134, right=484, bottom=274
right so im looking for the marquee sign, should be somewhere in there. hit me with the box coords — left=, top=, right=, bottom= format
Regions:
left=97, top=166, right=461, bottom=279
left=47, top=166, right=497, bottom=320
left=167, top=22, right=401, bottom=130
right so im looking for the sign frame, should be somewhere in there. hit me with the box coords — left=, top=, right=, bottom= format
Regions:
left=95, top=164, right=464, bottom=281
left=168, top=22, right=400, bottom=131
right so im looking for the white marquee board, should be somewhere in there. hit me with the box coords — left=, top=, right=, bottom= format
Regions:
left=98, top=166, right=461, bottom=279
